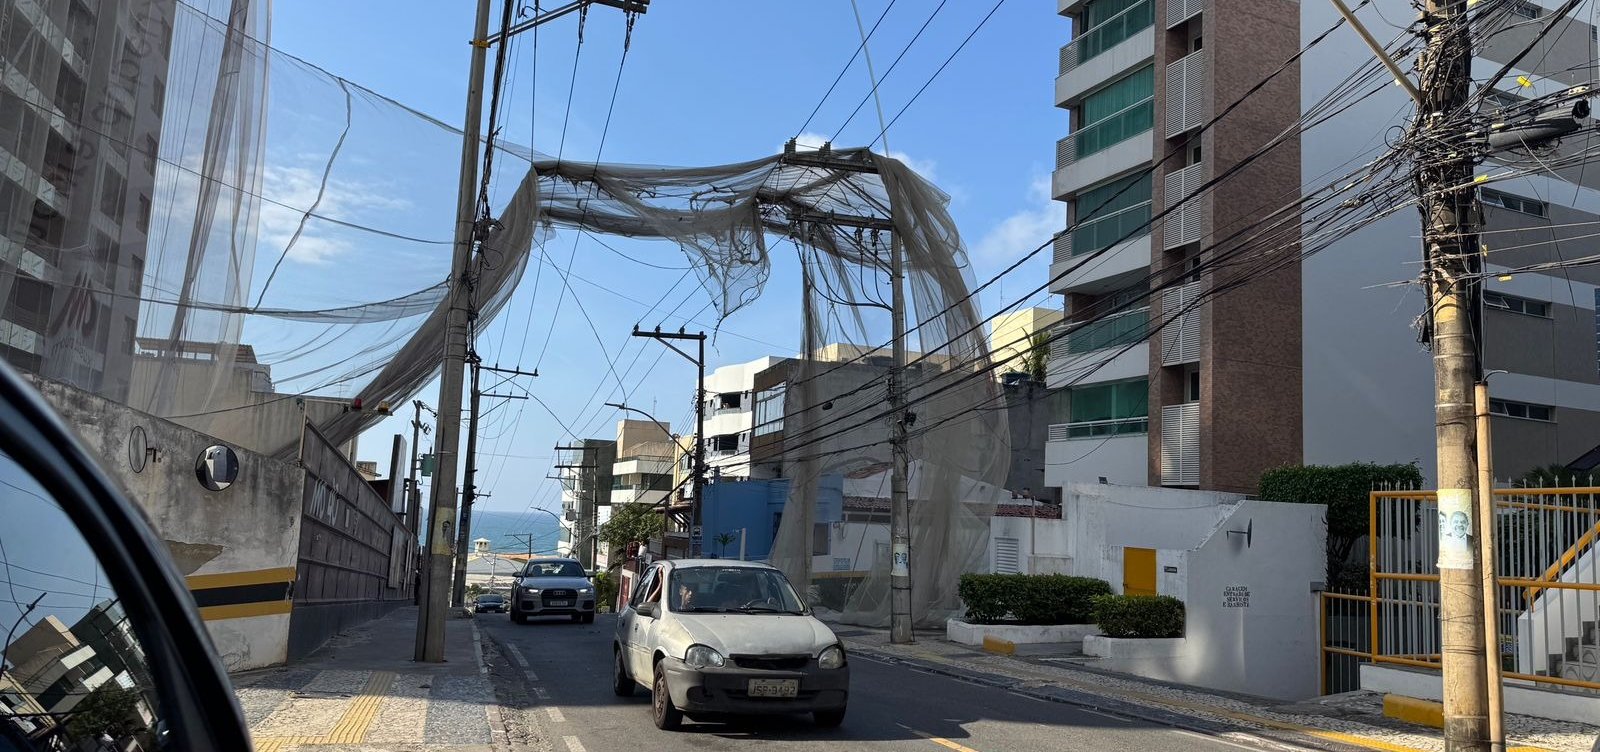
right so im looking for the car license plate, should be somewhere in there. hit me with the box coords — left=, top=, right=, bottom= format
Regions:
left=547, top=600, right=570, bottom=607
left=747, top=679, right=798, bottom=698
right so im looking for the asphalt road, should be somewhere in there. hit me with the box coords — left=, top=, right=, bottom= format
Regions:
left=480, top=613, right=1268, bottom=752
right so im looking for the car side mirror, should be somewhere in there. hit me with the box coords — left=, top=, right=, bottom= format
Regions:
left=636, top=601, right=658, bottom=618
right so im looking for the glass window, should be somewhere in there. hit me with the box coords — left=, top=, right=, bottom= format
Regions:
left=1067, top=379, right=1149, bottom=436
left=1484, top=291, right=1549, bottom=317
left=668, top=566, right=803, bottom=614
left=1066, top=308, right=1148, bottom=353
left=0, top=450, right=165, bottom=750
left=754, top=383, right=785, bottom=436
left=521, top=560, right=586, bottom=578
left=1076, top=0, right=1153, bottom=65
left=1076, top=66, right=1154, bottom=159
left=1490, top=399, right=1554, bottom=421
left=1073, top=171, right=1153, bottom=256
left=1480, top=188, right=1546, bottom=217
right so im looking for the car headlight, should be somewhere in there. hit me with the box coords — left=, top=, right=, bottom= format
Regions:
left=684, top=644, right=726, bottom=669
left=818, top=645, right=846, bottom=670
left=578, top=587, right=593, bottom=594
left=521, top=587, right=540, bottom=594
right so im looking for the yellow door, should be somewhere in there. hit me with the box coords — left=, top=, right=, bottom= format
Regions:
left=1123, top=547, right=1157, bottom=597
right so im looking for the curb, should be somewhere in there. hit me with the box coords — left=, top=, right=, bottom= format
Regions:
left=844, top=643, right=1339, bottom=752
left=1381, top=695, right=1443, bottom=730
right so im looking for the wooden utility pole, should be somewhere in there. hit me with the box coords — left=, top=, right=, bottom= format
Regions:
left=1417, top=1, right=1489, bottom=748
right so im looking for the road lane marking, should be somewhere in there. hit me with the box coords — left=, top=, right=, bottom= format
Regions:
left=564, top=735, right=587, bottom=752
left=1176, top=729, right=1274, bottom=752
left=547, top=706, right=566, bottom=723
left=507, top=644, right=530, bottom=667
left=1075, top=707, right=1134, bottom=724
left=900, top=723, right=981, bottom=752
left=471, top=623, right=488, bottom=676
left=534, top=686, right=550, bottom=700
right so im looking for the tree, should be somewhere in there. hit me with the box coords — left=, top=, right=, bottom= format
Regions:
left=1014, top=331, right=1050, bottom=384
left=1258, top=462, right=1424, bottom=588
left=598, top=502, right=664, bottom=567
left=64, top=684, right=143, bottom=740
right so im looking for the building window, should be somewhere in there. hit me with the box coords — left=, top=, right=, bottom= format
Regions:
left=151, top=76, right=165, bottom=117
left=1507, top=0, right=1542, bottom=19
left=143, top=135, right=158, bottom=174
left=754, top=383, right=785, bottom=436
left=127, top=255, right=143, bottom=294
left=1480, top=188, right=1547, bottom=217
left=1063, top=378, right=1148, bottom=436
left=1075, top=66, right=1154, bottom=160
left=1072, top=171, right=1152, bottom=256
left=1485, top=89, right=1525, bottom=111
left=1490, top=399, right=1553, bottom=422
left=100, top=167, right=126, bottom=218
left=1484, top=290, right=1549, bottom=317
left=136, top=194, right=150, bottom=233
left=717, top=392, right=743, bottom=411
left=1074, top=0, right=1153, bottom=66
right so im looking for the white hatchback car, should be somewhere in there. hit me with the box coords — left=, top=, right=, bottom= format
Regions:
left=612, top=559, right=850, bottom=730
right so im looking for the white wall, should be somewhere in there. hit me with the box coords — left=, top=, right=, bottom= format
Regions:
left=989, top=516, right=1069, bottom=574
left=1045, top=434, right=1148, bottom=488
left=1062, top=483, right=1241, bottom=590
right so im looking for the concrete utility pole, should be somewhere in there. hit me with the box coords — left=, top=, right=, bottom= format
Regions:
left=630, top=329, right=706, bottom=556
left=406, top=400, right=434, bottom=535
left=415, top=0, right=492, bottom=664
left=1417, top=2, right=1488, bottom=748
left=887, top=232, right=912, bottom=645
left=415, top=0, right=645, bottom=662
left=451, top=356, right=483, bottom=607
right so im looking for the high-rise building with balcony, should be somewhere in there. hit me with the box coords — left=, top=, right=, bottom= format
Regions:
left=1047, top=0, right=1600, bottom=491
left=0, top=0, right=175, bottom=401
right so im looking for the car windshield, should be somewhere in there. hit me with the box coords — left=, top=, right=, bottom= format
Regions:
left=477, top=595, right=503, bottom=602
left=669, top=566, right=805, bottom=614
left=523, top=561, right=585, bottom=578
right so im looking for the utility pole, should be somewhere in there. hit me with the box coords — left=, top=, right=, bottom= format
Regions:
left=405, top=400, right=434, bottom=535
left=416, top=0, right=643, bottom=662
left=631, top=328, right=706, bottom=556
left=415, top=0, right=491, bottom=664
left=451, top=356, right=483, bottom=607
left=506, top=533, right=538, bottom=560
left=1417, top=2, right=1488, bottom=748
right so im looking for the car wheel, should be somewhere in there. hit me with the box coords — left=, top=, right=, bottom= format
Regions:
left=652, top=663, right=683, bottom=730
left=511, top=611, right=525, bottom=625
left=612, top=648, right=634, bottom=697
left=814, top=707, right=846, bottom=728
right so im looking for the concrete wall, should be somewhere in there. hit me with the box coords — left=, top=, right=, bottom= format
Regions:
left=989, top=516, right=1069, bottom=574
left=33, top=377, right=304, bottom=671
left=289, top=421, right=411, bottom=661
left=1062, top=482, right=1241, bottom=590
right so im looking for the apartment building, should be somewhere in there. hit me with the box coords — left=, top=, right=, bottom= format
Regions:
left=0, top=0, right=174, bottom=401
left=700, top=356, right=782, bottom=479
left=556, top=438, right=614, bottom=570
left=990, top=306, right=1063, bottom=381
left=1047, top=0, right=1600, bottom=492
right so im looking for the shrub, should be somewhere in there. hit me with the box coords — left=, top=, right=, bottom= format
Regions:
left=1092, top=594, right=1185, bottom=638
left=957, top=574, right=1113, bottom=625
left=593, top=570, right=618, bottom=613
left=1257, top=462, right=1424, bottom=586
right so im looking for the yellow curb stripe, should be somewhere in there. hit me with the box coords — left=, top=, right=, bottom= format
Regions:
left=198, top=600, right=293, bottom=621
left=1382, top=695, right=1443, bottom=729
left=187, top=566, right=297, bottom=590
left=325, top=671, right=395, bottom=744
left=981, top=636, right=1015, bottom=656
left=901, top=724, right=981, bottom=752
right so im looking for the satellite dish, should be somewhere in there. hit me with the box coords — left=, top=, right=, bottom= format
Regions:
left=128, top=426, right=148, bottom=473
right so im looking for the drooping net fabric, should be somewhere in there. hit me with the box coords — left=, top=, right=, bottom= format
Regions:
left=8, top=0, right=1006, bottom=627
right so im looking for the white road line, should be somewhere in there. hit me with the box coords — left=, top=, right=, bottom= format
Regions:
left=507, top=644, right=530, bottom=668
left=534, top=686, right=550, bottom=700
left=546, top=707, right=566, bottom=723
left=1006, top=690, right=1052, bottom=704
left=1076, top=707, right=1134, bottom=724
left=1175, top=729, right=1268, bottom=751
left=563, top=735, right=587, bottom=752
left=526, top=668, right=539, bottom=682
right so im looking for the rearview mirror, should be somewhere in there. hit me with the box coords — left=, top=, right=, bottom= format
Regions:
left=636, top=602, right=658, bottom=618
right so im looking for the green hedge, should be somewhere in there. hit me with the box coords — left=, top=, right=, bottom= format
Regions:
left=1257, top=462, right=1423, bottom=586
left=957, top=574, right=1113, bottom=625
left=1092, top=594, right=1185, bottom=638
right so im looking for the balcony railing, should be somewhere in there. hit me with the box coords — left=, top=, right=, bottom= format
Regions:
left=1049, top=308, right=1149, bottom=361
left=1073, top=201, right=1151, bottom=257
left=1059, top=0, right=1153, bottom=76
left=1160, top=401, right=1200, bottom=485
left=1047, top=416, right=1149, bottom=441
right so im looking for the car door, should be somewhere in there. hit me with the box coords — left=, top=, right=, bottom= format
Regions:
left=0, top=361, right=252, bottom=749
left=624, top=565, right=660, bottom=678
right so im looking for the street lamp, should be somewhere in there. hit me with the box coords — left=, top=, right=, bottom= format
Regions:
left=603, top=402, right=671, bottom=434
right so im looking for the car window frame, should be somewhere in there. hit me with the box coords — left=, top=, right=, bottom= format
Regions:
left=0, top=363, right=251, bottom=749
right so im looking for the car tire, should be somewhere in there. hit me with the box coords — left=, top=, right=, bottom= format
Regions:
left=581, top=613, right=595, bottom=624
left=612, top=649, right=634, bottom=697
left=813, top=707, right=846, bottom=728
left=511, top=611, right=525, bottom=625
left=652, top=663, right=683, bottom=730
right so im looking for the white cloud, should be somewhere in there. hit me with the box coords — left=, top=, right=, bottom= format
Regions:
left=257, top=164, right=410, bottom=265
left=788, top=131, right=941, bottom=186
left=971, top=173, right=1059, bottom=265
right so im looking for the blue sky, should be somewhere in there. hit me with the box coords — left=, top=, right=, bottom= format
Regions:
left=263, top=1, right=1070, bottom=527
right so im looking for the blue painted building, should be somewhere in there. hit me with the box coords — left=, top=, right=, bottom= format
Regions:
left=698, top=476, right=842, bottom=561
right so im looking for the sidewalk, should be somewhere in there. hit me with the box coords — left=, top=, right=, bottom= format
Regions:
left=833, top=625, right=1600, bottom=752
left=230, top=606, right=506, bottom=752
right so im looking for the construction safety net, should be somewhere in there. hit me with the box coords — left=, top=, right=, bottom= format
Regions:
left=0, top=0, right=1005, bottom=627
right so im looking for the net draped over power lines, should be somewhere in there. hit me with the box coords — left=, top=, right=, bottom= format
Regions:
left=15, top=0, right=1006, bottom=627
